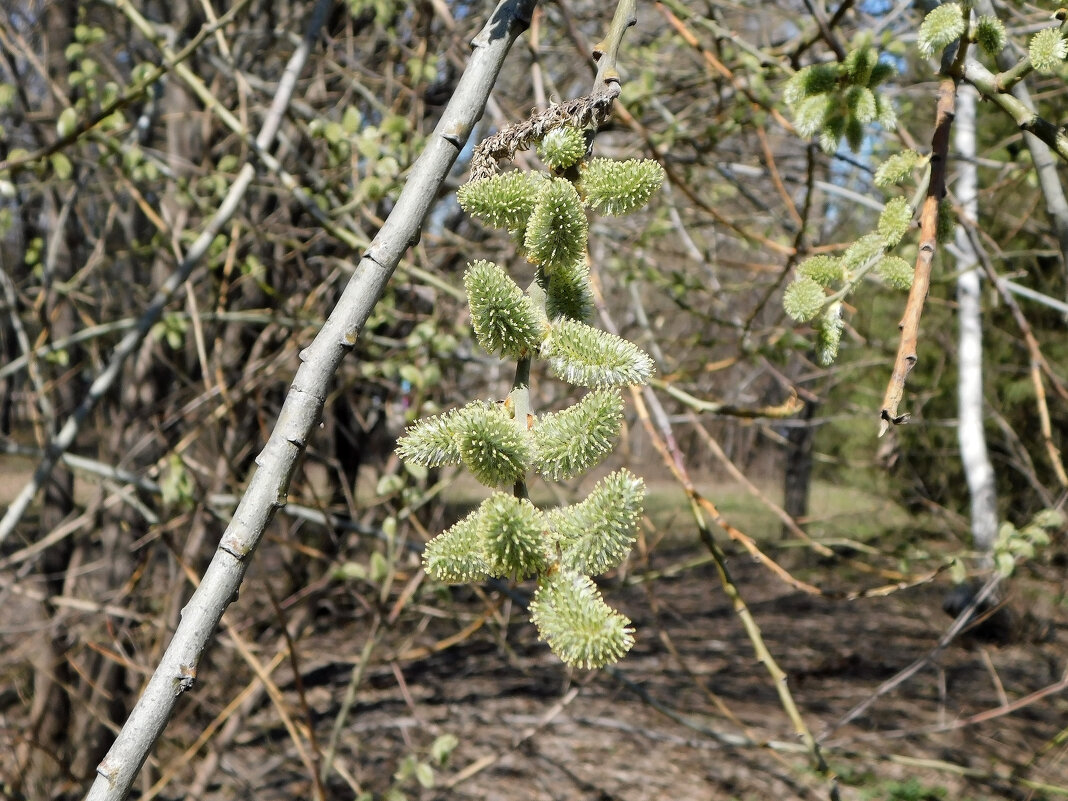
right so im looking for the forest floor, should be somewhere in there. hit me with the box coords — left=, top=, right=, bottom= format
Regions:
left=3, top=476, right=1067, bottom=800
left=205, top=479, right=1068, bottom=801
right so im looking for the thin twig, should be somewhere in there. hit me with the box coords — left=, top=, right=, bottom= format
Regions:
left=878, top=76, right=958, bottom=436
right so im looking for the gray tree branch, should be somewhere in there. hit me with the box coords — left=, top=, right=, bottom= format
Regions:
left=83, top=0, right=538, bottom=798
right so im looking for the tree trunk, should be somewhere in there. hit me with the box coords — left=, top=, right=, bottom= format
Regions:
left=954, top=84, right=998, bottom=555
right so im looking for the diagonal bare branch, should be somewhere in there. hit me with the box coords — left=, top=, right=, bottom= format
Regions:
left=83, top=0, right=538, bottom=798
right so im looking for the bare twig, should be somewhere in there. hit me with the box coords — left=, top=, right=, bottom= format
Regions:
left=878, top=76, right=958, bottom=436
left=0, top=0, right=330, bottom=545
left=820, top=574, right=1002, bottom=739
left=83, top=0, right=538, bottom=797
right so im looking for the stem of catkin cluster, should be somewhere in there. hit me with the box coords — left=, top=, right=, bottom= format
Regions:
left=510, top=354, right=532, bottom=500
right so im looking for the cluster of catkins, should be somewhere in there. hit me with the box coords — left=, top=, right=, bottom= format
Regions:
left=397, top=125, right=664, bottom=668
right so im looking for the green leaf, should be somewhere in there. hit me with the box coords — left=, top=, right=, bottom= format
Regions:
left=540, top=319, right=654, bottom=387
left=917, top=3, right=965, bottom=58
left=782, top=276, right=825, bottom=322
left=376, top=473, right=404, bottom=496
left=1031, top=26, right=1068, bottom=73
left=524, top=177, right=589, bottom=269
left=549, top=469, right=644, bottom=574
left=995, top=549, right=1016, bottom=577
left=414, top=762, right=435, bottom=789
left=478, top=493, right=551, bottom=578
left=1031, top=508, right=1066, bottom=530
left=581, top=158, right=665, bottom=216
left=430, top=734, right=459, bottom=765
left=532, top=388, right=623, bottom=480
left=464, top=260, right=547, bottom=357
left=529, top=571, right=635, bottom=669
left=369, top=551, right=390, bottom=583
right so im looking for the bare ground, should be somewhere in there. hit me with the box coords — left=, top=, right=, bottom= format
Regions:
left=2, top=476, right=1066, bottom=801
left=184, top=542, right=1067, bottom=801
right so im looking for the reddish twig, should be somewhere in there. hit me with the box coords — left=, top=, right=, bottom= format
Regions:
left=879, top=77, right=958, bottom=436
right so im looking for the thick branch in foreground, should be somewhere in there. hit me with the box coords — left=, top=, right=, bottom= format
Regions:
left=879, top=77, right=957, bottom=436
left=84, top=1, right=537, bottom=798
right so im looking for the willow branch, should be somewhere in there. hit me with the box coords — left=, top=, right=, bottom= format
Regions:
left=878, top=77, right=957, bottom=436
left=83, top=0, right=537, bottom=797
left=961, top=58, right=1068, bottom=164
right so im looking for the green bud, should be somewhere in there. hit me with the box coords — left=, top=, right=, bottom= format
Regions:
left=479, top=493, right=552, bottom=578
left=581, top=158, right=665, bottom=216
left=458, top=172, right=544, bottom=231
left=876, top=255, right=914, bottom=290
left=841, top=232, right=887, bottom=274
left=540, top=318, right=654, bottom=387
left=464, top=260, right=547, bottom=357
left=975, top=15, right=1007, bottom=55
left=456, top=401, right=531, bottom=487
left=57, top=107, right=78, bottom=139
left=917, top=3, right=966, bottom=58
left=423, top=511, right=489, bottom=583
left=784, top=64, right=839, bottom=107
left=524, top=178, right=589, bottom=269
left=1029, top=27, right=1068, bottom=73
left=532, top=388, right=623, bottom=481
left=843, top=43, right=876, bottom=86
left=396, top=407, right=465, bottom=467
left=529, top=570, right=635, bottom=669
left=794, top=94, right=833, bottom=139
left=877, top=197, right=913, bottom=246
left=815, top=302, right=844, bottom=366
left=874, top=150, right=925, bottom=187
left=549, top=469, right=644, bottom=575
left=783, top=276, right=825, bottom=322
left=537, top=126, right=587, bottom=171
left=543, top=258, right=593, bottom=322
left=797, top=255, right=843, bottom=287
left=846, top=86, right=877, bottom=124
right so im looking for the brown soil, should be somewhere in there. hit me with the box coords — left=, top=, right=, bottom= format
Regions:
left=196, top=543, right=1068, bottom=801
left=3, top=485, right=1066, bottom=801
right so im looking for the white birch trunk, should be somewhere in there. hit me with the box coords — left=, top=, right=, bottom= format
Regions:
left=954, top=84, right=998, bottom=554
